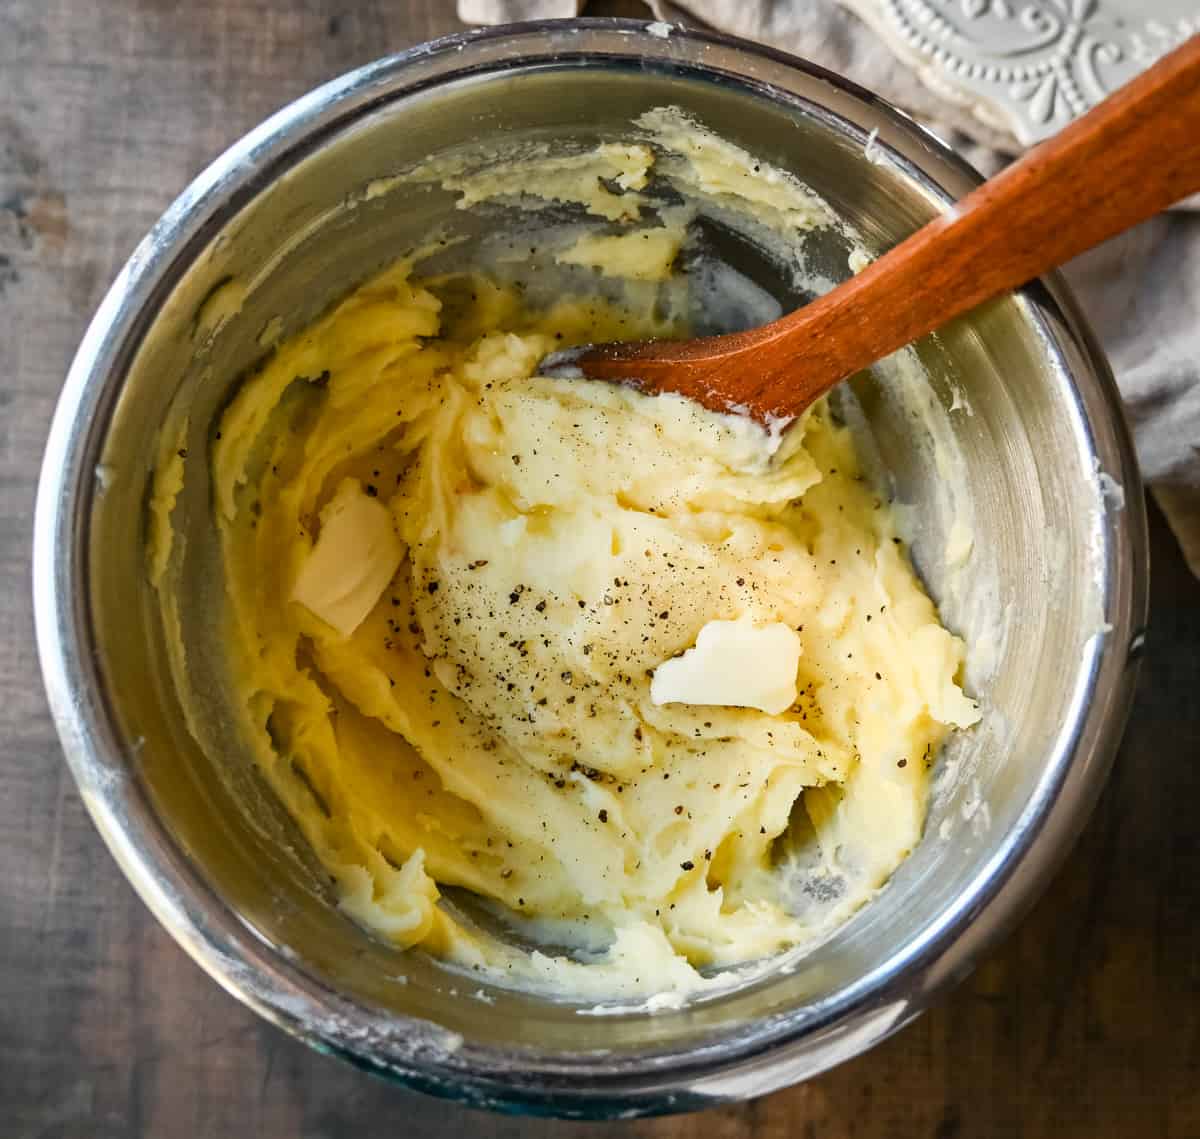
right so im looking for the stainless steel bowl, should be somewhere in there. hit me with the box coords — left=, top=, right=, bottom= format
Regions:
left=33, top=19, right=1147, bottom=1118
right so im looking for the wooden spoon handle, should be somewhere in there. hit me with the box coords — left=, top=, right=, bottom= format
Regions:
left=573, top=35, right=1200, bottom=422
left=739, top=33, right=1200, bottom=417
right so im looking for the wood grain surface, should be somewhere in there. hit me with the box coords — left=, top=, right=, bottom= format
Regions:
left=1, top=2, right=1197, bottom=1137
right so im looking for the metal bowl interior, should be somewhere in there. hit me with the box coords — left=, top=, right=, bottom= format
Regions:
left=34, top=20, right=1146, bottom=1118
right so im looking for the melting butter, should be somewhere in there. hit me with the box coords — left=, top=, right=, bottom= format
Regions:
left=292, top=478, right=404, bottom=637
left=651, top=618, right=802, bottom=715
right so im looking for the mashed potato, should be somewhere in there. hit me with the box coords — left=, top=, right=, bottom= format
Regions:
left=154, top=110, right=979, bottom=1002
left=196, top=266, right=977, bottom=1000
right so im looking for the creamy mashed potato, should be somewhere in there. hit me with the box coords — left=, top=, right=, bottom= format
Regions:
left=154, top=110, right=979, bottom=1001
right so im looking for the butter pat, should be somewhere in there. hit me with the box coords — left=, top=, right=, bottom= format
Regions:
left=292, top=479, right=403, bottom=636
left=650, top=618, right=802, bottom=715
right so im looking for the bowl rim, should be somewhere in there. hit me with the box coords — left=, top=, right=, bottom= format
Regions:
left=32, top=16, right=1149, bottom=1117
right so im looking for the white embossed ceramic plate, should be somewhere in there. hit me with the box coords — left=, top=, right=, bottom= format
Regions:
left=842, top=0, right=1198, bottom=145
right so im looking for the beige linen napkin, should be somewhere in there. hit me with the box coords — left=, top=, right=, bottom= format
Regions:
left=459, top=0, right=1200, bottom=574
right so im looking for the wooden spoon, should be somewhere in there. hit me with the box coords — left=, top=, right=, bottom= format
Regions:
left=552, top=36, right=1200, bottom=425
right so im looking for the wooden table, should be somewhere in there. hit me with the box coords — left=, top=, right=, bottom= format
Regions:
left=2, top=2, right=1197, bottom=1135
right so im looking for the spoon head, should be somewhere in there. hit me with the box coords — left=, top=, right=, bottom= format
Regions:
left=534, top=216, right=798, bottom=409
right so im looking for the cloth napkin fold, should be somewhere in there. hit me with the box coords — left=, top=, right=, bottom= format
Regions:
left=460, top=0, right=1200, bottom=575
